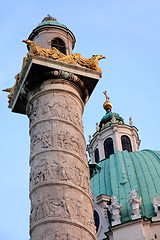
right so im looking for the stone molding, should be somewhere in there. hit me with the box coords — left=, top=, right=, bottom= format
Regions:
left=9, top=55, right=101, bottom=114
left=29, top=118, right=84, bottom=140
left=29, top=181, right=93, bottom=206
left=26, top=81, right=84, bottom=112
left=26, top=69, right=89, bottom=104
left=29, top=149, right=89, bottom=168
left=30, top=218, right=97, bottom=240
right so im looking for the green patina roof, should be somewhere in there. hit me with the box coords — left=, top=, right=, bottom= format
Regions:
left=37, top=20, right=68, bottom=30
left=99, top=111, right=124, bottom=130
left=28, top=17, right=76, bottom=48
left=90, top=149, right=160, bottom=223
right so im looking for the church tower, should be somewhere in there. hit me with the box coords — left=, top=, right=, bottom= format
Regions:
left=4, top=16, right=105, bottom=240
left=87, top=91, right=140, bottom=164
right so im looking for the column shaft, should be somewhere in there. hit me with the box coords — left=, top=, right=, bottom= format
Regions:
left=27, top=79, right=96, bottom=240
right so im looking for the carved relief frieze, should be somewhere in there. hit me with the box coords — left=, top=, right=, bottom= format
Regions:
left=30, top=154, right=70, bottom=190
left=30, top=123, right=53, bottom=155
left=58, top=130, right=84, bottom=155
left=73, top=166, right=90, bottom=193
left=30, top=195, right=70, bottom=225
left=41, top=232, right=87, bottom=240
left=47, top=94, right=82, bottom=128
left=70, top=199, right=95, bottom=230
left=28, top=98, right=41, bottom=125
left=30, top=187, right=94, bottom=231
left=30, top=153, right=90, bottom=193
left=40, top=229, right=88, bottom=240
left=29, top=93, right=83, bottom=130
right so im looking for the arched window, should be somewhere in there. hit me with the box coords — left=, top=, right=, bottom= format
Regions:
left=51, top=38, right=66, bottom=54
left=121, top=135, right=132, bottom=152
left=95, top=148, right=100, bottom=163
left=104, top=137, right=114, bottom=159
left=94, top=210, right=100, bottom=232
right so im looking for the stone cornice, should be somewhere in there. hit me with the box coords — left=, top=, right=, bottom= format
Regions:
left=9, top=55, right=101, bottom=114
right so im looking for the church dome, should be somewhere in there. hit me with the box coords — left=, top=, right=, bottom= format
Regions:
left=90, top=149, right=160, bottom=223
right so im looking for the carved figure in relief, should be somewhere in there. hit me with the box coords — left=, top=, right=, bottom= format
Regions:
left=41, top=230, right=85, bottom=240
left=41, top=95, right=82, bottom=129
left=42, top=196, right=51, bottom=217
left=69, top=199, right=94, bottom=227
left=74, top=166, right=89, bottom=191
left=28, top=99, right=40, bottom=125
left=30, top=154, right=90, bottom=194
left=31, top=132, right=41, bottom=152
left=42, top=162, right=54, bottom=182
left=30, top=156, right=71, bottom=189
left=54, top=234, right=61, bottom=240
left=30, top=129, right=52, bottom=154
left=58, top=131, right=84, bottom=154
left=30, top=196, right=70, bottom=224
left=56, top=160, right=70, bottom=181
left=42, top=103, right=50, bottom=117
left=42, top=130, right=52, bottom=148
left=75, top=200, right=86, bottom=223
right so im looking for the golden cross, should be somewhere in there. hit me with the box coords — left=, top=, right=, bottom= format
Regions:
left=103, top=91, right=109, bottom=101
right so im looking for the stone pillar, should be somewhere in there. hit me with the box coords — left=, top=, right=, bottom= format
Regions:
left=97, top=134, right=105, bottom=161
left=112, top=125, right=122, bottom=152
left=131, top=131, right=138, bottom=151
left=8, top=56, right=101, bottom=240
left=27, top=79, right=96, bottom=239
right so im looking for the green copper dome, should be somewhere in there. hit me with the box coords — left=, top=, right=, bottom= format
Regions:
left=99, top=111, right=124, bottom=130
left=37, top=19, right=68, bottom=30
left=28, top=16, right=76, bottom=48
left=90, top=150, right=160, bottom=223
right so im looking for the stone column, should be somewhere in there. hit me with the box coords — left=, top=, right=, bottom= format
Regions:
left=112, top=125, right=122, bottom=152
left=27, top=79, right=96, bottom=239
left=8, top=56, right=101, bottom=240
left=97, top=134, right=105, bottom=161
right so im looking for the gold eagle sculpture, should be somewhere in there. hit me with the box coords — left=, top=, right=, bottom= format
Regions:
left=3, top=39, right=106, bottom=102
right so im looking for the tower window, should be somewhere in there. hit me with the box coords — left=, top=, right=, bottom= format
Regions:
left=121, top=135, right=132, bottom=152
left=51, top=38, right=66, bottom=54
left=94, top=210, right=100, bottom=232
left=104, top=137, right=114, bottom=159
left=95, top=148, right=100, bottom=163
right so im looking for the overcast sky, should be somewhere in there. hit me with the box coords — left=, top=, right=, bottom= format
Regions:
left=1, top=1, right=160, bottom=239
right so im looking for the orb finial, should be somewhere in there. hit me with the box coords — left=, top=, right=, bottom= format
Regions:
left=103, top=91, right=113, bottom=112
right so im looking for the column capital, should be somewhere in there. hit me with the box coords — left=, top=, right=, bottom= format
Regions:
left=9, top=55, right=101, bottom=115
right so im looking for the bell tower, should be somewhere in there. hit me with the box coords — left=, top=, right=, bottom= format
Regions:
left=3, top=16, right=105, bottom=240
left=28, top=15, right=75, bottom=55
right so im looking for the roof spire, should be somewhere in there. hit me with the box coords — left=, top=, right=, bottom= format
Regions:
left=103, top=91, right=113, bottom=112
